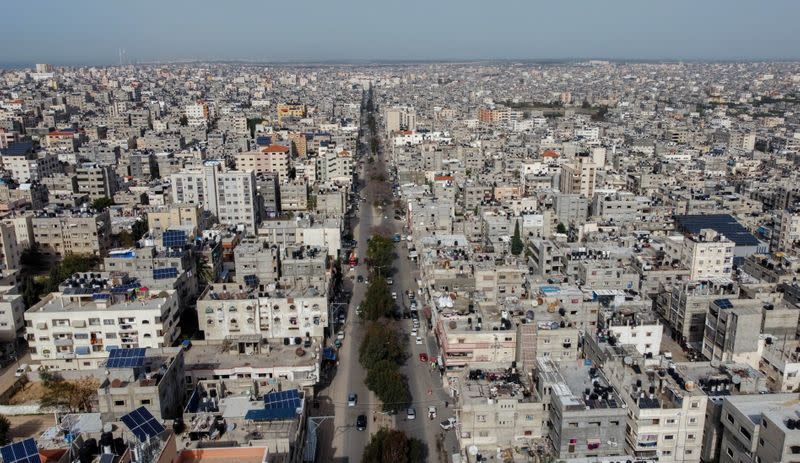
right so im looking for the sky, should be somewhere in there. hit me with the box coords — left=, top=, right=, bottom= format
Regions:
left=2, top=0, right=799, bottom=65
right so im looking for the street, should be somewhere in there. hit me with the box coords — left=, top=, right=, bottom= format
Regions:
left=314, top=89, right=458, bottom=462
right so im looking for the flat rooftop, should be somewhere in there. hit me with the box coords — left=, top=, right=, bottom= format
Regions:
left=183, top=343, right=319, bottom=370
left=28, top=292, right=170, bottom=314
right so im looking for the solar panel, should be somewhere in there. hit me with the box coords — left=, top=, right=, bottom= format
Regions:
left=162, top=230, right=187, bottom=248
left=107, top=348, right=146, bottom=368
left=243, top=275, right=258, bottom=287
left=120, top=406, right=165, bottom=442
left=0, top=438, right=41, bottom=463
left=715, top=298, right=733, bottom=309
left=246, top=390, right=302, bottom=421
left=152, top=267, right=178, bottom=280
left=99, top=454, right=115, bottom=463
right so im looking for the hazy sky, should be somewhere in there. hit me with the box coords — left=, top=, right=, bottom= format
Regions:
left=2, top=0, right=799, bottom=65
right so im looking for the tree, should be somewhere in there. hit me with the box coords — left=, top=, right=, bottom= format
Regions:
left=20, top=245, right=47, bottom=273
left=91, top=196, right=114, bottom=211
left=362, top=428, right=425, bottom=463
left=556, top=223, right=567, bottom=234
left=366, top=235, right=394, bottom=276
left=361, top=276, right=394, bottom=321
left=0, top=414, right=9, bottom=445
left=511, top=219, right=523, bottom=255
left=194, top=251, right=213, bottom=287
left=117, top=231, right=135, bottom=248
left=364, top=360, right=410, bottom=412
left=40, top=376, right=99, bottom=413
left=179, top=115, right=188, bottom=126
left=21, top=275, right=41, bottom=309
left=131, top=219, right=149, bottom=240
left=359, top=323, right=405, bottom=370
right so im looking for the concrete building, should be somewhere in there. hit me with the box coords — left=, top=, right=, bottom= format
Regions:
left=279, top=181, right=308, bottom=212
left=97, top=347, right=186, bottom=421
left=235, top=145, right=291, bottom=182
left=774, top=208, right=800, bottom=252
left=385, top=106, right=416, bottom=134
left=32, top=209, right=112, bottom=260
left=233, top=240, right=280, bottom=286
left=537, top=358, right=627, bottom=460
left=25, top=278, right=181, bottom=370
left=198, top=284, right=327, bottom=344
left=718, top=393, right=800, bottom=463
left=76, top=162, right=117, bottom=200
left=0, top=272, right=25, bottom=343
left=0, top=222, right=21, bottom=271
left=669, top=229, right=735, bottom=280
left=559, top=154, right=597, bottom=198
left=146, top=204, right=203, bottom=236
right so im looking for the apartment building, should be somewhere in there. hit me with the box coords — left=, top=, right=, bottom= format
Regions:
left=1, top=142, right=61, bottom=182
left=591, top=191, right=643, bottom=223
left=76, top=162, right=117, bottom=200
left=216, top=170, right=258, bottom=232
left=32, top=209, right=112, bottom=260
left=657, top=278, right=737, bottom=349
left=280, top=181, right=308, bottom=211
left=435, top=312, right=517, bottom=368
left=537, top=358, right=627, bottom=460
left=718, top=393, right=800, bottom=463
left=559, top=154, right=597, bottom=198
left=702, top=298, right=767, bottom=367
left=0, top=222, right=21, bottom=271
left=385, top=106, right=416, bottom=134
left=185, top=101, right=209, bottom=126
left=774, top=208, right=800, bottom=252
left=234, top=145, right=290, bottom=182
left=668, top=229, right=735, bottom=280
left=0, top=273, right=25, bottom=343
left=25, top=278, right=180, bottom=370
left=276, top=102, right=306, bottom=122
left=97, top=347, right=186, bottom=421
left=146, top=204, right=202, bottom=236
left=233, top=240, right=280, bottom=285
left=198, top=284, right=327, bottom=344
left=456, top=369, right=546, bottom=453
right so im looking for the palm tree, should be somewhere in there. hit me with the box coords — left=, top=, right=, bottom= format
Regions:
left=194, top=252, right=213, bottom=288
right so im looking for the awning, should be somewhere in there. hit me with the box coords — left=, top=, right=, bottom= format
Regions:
left=75, top=346, right=90, bottom=355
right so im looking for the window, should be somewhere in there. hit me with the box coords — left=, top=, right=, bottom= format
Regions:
left=740, top=426, right=752, bottom=440
left=141, top=399, right=151, bottom=405
left=664, top=435, right=674, bottom=440
left=103, top=319, right=115, bottom=325
left=114, top=400, right=126, bottom=406
left=727, top=447, right=734, bottom=458
left=477, top=415, right=486, bottom=423
left=727, top=412, right=734, bottom=424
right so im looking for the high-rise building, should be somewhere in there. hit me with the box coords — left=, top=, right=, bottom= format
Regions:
left=559, top=154, right=597, bottom=198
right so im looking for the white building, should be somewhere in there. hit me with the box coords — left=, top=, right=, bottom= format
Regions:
left=25, top=282, right=181, bottom=370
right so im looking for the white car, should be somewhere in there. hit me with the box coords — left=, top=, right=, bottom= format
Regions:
left=14, top=364, right=29, bottom=377
left=415, top=336, right=423, bottom=345
left=386, top=278, right=393, bottom=285
left=337, top=331, right=345, bottom=340
left=440, top=418, right=457, bottom=430
left=391, top=292, right=397, bottom=300
left=407, top=407, right=416, bottom=420
left=411, top=329, right=418, bottom=336
left=428, top=406, right=437, bottom=419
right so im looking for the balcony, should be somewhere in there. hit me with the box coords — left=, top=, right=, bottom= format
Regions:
left=53, top=338, right=74, bottom=347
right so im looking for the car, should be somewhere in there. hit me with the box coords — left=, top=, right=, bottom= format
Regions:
left=14, top=364, right=29, bottom=377
left=348, top=393, right=357, bottom=407
left=337, top=331, right=345, bottom=340
left=357, top=275, right=364, bottom=283
left=386, top=278, right=393, bottom=285
left=356, top=415, right=367, bottom=431
left=410, top=302, right=418, bottom=311
left=419, top=353, right=428, bottom=362
left=440, top=418, right=457, bottom=430
left=391, top=292, right=397, bottom=300
left=338, top=314, right=346, bottom=324
left=407, top=407, right=416, bottom=420
left=411, top=329, right=418, bottom=336
left=416, top=336, right=423, bottom=345
left=428, top=406, right=437, bottom=419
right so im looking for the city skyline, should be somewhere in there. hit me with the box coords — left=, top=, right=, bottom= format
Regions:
left=2, top=0, right=800, bottom=66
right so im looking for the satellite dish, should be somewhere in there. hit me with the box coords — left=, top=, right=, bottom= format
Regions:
left=731, top=375, right=742, bottom=385
left=468, top=445, right=479, bottom=456
left=623, top=356, right=633, bottom=365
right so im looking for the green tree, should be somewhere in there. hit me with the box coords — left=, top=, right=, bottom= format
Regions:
left=194, top=251, right=213, bottom=287
left=0, top=414, right=10, bottom=445
left=364, top=360, right=411, bottom=412
left=91, top=196, right=114, bottom=211
left=362, top=428, right=425, bottom=463
left=20, top=245, right=47, bottom=273
left=366, top=235, right=394, bottom=276
left=117, top=231, right=135, bottom=248
left=21, top=275, right=41, bottom=309
left=361, top=276, right=394, bottom=321
left=131, top=219, right=149, bottom=240
left=556, top=223, right=567, bottom=234
left=511, top=219, right=523, bottom=255
left=359, top=323, right=405, bottom=370
left=39, top=376, right=99, bottom=413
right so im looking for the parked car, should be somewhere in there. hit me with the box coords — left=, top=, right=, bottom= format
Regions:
left=407, top=407, right=416, bottom=420
left=391, top=291, right=397, bottom=300
left=14, top=364, right=29, bottom=377
left=415, top=336, right=423, bottom=345
left=386, top=278, right=393, bottom=285
left=419, top=353, right=428, bottom=362
left=348, top=393, right=357, bottom=407
left=357, top=275, right=364, bottom=283
left=337, top=331, right=345, bottom=340
left=440, top=418, right=457, bottom=430
left=356, top=415, right=367, bottom=431
left=428, top=406, right=437, bottom=419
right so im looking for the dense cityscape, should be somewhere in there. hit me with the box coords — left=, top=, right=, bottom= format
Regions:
left=0, top=56, right=799, bottom=463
